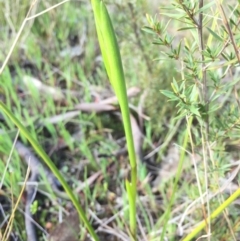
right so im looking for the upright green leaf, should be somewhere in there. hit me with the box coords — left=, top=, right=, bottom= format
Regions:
left=90, top=0, right=137, bottom=239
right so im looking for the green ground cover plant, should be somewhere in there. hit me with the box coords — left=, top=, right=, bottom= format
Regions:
left=0, top=0, right=240, bottom=241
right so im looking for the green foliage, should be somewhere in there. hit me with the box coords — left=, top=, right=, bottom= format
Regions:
left=30, top=200, right=38, bottom=215
left=144, top=0, right=240, bottom=240
left=0, top=101, right=99, bottom=241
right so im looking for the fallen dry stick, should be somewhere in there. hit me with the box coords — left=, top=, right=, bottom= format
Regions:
left=15, top=141, right=65, bottom=241
left=74, top=86, right=140, bottom=111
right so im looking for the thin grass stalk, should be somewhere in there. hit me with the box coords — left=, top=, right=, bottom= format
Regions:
left=158, top=116, right=192, bottom=241
left=2, top=165, right=30, bottom=241
left=182, top=187, right=240, bottom=241
left=90, top=0, right=137, bottom=239
left=0, top=102, right=99, bottom=241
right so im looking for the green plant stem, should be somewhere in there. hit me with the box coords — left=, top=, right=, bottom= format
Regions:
left=0, top=102, right=99, bottom=241
left=90, top=0, right=137, bottom=239
left=182, top=187, right=240, bottom=241
left=158, top=116, right=192, bottom=241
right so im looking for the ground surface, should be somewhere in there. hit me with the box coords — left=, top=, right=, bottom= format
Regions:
left=0, top=1, right=240, bottom=241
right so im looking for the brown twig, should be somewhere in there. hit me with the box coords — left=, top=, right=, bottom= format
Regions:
left=198, top=0, right=207, bottom=103
left=179, top=0, right=198, bottom=26
left=217, top=2, right=240, bottom=63
left=197, top=1, right=210, bottom=235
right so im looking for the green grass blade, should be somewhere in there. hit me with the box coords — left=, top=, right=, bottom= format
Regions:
left=0, top=101, right=99, bottom=241
left=90, top=0, right=137, bottom=239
